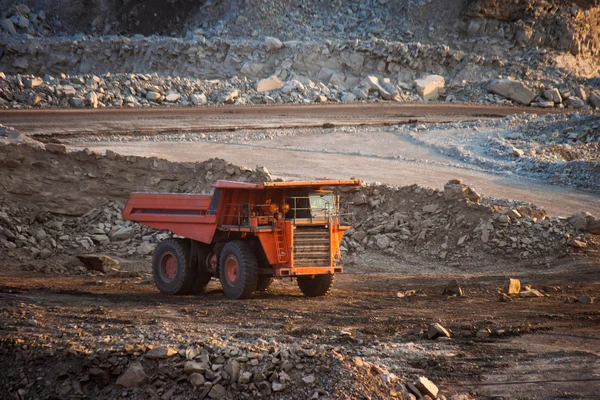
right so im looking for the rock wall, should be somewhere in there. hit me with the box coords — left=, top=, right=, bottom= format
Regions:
left=465, top=0, right=600, bottom=57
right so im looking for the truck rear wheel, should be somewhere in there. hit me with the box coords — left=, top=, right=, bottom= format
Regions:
left=219, top=241, right=259, bottom=299
left=188, top=242, right=213, bottom=295
left=297, top=274, right=335, bottom=297
left=255, top=276, right=273, bottom=292
left=152, top=239, right=197, bottom=295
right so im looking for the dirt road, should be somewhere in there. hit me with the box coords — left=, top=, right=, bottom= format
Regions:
left=1, top=259, right=599, bottom=400
left=0, top=103, right=563, bottom=136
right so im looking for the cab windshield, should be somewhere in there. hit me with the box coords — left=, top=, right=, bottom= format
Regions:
left=309, top=193, right=335, bottom=216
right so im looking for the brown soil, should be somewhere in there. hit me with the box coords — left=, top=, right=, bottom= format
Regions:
left=1, top=259, right=599, bottom=399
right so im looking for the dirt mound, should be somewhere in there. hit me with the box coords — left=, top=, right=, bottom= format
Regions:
left=0, top=141, right=270, bottom=215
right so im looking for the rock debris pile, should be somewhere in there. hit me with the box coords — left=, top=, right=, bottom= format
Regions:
left=339, top=179, right=599, bottom=263
left=0, top=142, right=597, bottom=270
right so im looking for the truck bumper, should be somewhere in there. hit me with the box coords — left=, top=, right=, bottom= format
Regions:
left=263, top=266, right=343, bottom=277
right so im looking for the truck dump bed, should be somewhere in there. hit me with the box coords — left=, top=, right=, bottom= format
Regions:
left=122, top=193, right=218, bottom=243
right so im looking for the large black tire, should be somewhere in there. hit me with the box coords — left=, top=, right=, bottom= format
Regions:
left=152, top=239, right=197, bottom=295
left=219, top=241, right=259, bottom=299
left=255, top=276, right=273, bottom=292
left=297, top=274, right=335, bottom=297
left=188, top=242, right=213, bottom=295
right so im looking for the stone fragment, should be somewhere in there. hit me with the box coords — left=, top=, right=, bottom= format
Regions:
left=519, top=288, right=544, bottom=298
left=189, top=373, right=205, bottom=386
left=366, top=76, right=398, bottom=100
left=191, top=93, right=207, bottom=105
left=217, top=89, right=239, bottom=103
left=568, top=238, right=587, bottom=248
left=45, top=143, right=67, bottom=154
left=575, top=295, right=594, bottom=304
left=208, top=384, right=226, bottom=399
left=24, top=77, right=43, bottom=88
left=111, top=227, right=134, bottom=241
left=145, top=346, right=177, bottom=359
left=442, top=279, right=463, bottom=296
left=70, top=97, right=85, bottom=108
left=503, top=278, right=521, bottom=295
left=414, top=75, right=445, bottom=101
left=543, top=88, right=562, bottom=103
left=341, top=92, right=356, bottom=102
left=146, top=91, right=161, bottom=102
left=77, top=254, right=120, bottom=273
left=487, top=79, right=535, bottom=105
left=86, top=91, right=98, bottom=108
left=589, top=93, right=600, bottom=109
left=415, top=377, right=439, bottom=399
left=566, top=96, right=585, bottom=109
left=116, top=362, right=148, bottom=388
left=165, top=93, right=181, bottom=102
left=427, top=323, right=451, bottom=339
left=257, top=75, right=283, bottom=92
left=503, top=209, right=522, bottom=219
left=0, top=19, right=16, bottom=34
left=238, top=371, right=252, bottom=384
left=184, top=361, right=208, bottom=374
left=265, top=36, right=283, bottom=50
left=272, top=381, right=285, bottom=392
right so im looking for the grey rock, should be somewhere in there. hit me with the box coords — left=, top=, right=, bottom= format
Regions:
left=0, top=19, right=17, bottom=34
left=487, top=79, right=535, bottom=105
left=110, top=227, right=134, bottom=241
left=415, top=75, right=445, bottom=101
left=116, top=362, right=148, bottom=388
left=146, top=91, right=161, bottom=102
left=191, top=93, right=207, bottom=105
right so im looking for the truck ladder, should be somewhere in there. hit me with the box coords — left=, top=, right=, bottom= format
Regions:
left=275, top=227, right=287, bottom=263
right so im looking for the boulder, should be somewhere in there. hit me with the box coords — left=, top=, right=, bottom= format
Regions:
left=566, top=96, right=585, bottom=109
left=257, top=75, right=283, bottom=93
left=366, top=76, right=398, bottom=100
left=69, top=97, right=85, bottom=108
left=44, top=143, right=67, bottom=154
left=145, top=346, right=177, bottom=359
left=189, top=373, right=205, bottom=386
left=414, top=377, right=439, bottom=398
left=503, top=278, right=521, bottom=295
left=487, top=79, right=535, bottom=105
left=265, top=36, right=283, bottom=50
left=543, top=88, right=562, bottom=103
left=116, top=362, right=148, bottom=388
left=165, top=93, right=181, bottom=102
left=24, top=77, right=43, bottom=88
left=0, top=19, right=17, bottom=34
left=442, top=279, right=463, bottom=296
left=589, top=93, right=600, bottom=109
left=191, top=93, right=207, bottom=105
left=110, top=227, right=134, bottom=241
left=427, top=323, right=451, bottom=339
left=76, top=254, right=120, bottom=273
left=146, top=91, right=161, bottom=102
left=414, top=75, right=445, bottom=101
left=341, top=92, right=356, bottom=102
left=86, top=91, right=98, bottom=108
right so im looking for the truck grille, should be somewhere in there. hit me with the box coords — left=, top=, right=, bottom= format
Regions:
left=293, top=227, right=331, bottom=266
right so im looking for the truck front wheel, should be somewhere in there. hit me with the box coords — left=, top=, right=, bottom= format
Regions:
left=219, top=241, right=259, bottom=299
left=297, top=274, right=335, bottom=297
left=152, top=239, right=197, bottom=295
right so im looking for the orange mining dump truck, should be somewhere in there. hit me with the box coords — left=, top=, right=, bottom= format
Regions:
left=122, top=179, right=362, bottom=299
